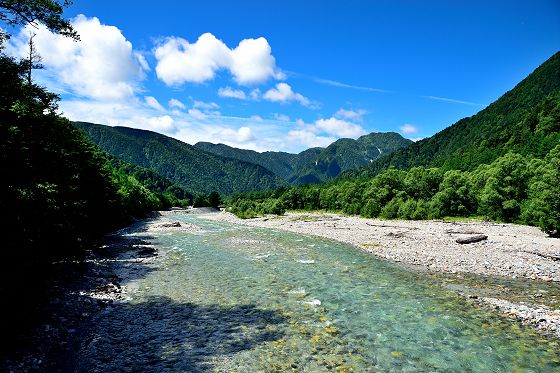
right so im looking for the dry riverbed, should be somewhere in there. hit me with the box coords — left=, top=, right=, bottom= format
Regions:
left=203, top=210, right=560, bottom=338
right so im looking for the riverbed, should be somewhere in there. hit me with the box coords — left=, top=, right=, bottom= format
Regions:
left=70, top=211, right=560, bottom=372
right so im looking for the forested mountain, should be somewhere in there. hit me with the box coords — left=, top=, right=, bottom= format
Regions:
left=230, top=51, right=560, bottom=235
left=195, top=132, right=412, bottom=184
left=348, top=51, right=560, bottom=178
left=75, top=122, right=283, bottom=196
left=289, top=132, right=412, bottom=183
left=194, top=142, right=303, bottom=180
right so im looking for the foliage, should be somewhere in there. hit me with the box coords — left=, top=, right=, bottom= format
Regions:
left=0, top=0, right=78, bottom=40
left=75, top=121, right=283, bottom=196
left=345, top=52, right=560, bottom=179
left=196, top=132, right=412, bottom=184
left=193, top=191, right=222, bottom=208
left=229, top=147, right=560, bottom=235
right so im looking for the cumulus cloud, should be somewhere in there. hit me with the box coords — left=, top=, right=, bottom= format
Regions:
left=285, top=114, right=365, bottom=148
left=287, top=129, right=335, bottom=148
left=141, top=115, right=175, bottom=132
left=400, top=123, right=418, bottom=134
left=168, top=98, right=186, bottom=110
left=262, top=83, right=312, bottom=107
left=218, top=86, right=247, bottom=100
left=7, top=15, right=147, bottom=100
left=145, top=96, right=166, bottom=111
left=335, top=108, right=366, bottom=122
left=154, top=32, right=284, bottom=86
left=315, top=118, right=366, bottom=138
left=222, top=126, right=255, bottom=142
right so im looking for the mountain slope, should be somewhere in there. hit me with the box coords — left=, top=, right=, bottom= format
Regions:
left=194, top=142, right=301, bottom=180
left=195, top=132, right=411, bottom=184
left=350, top=51, right=560, bottom=178
left=290, top=132, right=412, bottom=183
left=74, top=122, right=282, bottom=196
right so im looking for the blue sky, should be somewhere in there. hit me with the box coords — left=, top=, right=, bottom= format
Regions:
left=5, top=0, right=560, bottom=152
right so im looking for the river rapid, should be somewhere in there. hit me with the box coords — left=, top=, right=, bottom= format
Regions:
left=77, top=212, right=560, bottom=372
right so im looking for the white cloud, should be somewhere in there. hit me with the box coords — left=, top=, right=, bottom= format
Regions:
left=168, top=98, right=186, bottom=110
left=218, top=86, right=247, bottom=100
left=141, top=115, right=175, bottom=132
left=192, top=100, right=220, bottom=110
left=154, top=32, right=283, bottom=86
left=273, top=113, right=290, bottom=122
left=315, top=118, right=365, bottom=138
left=263, top=83, right=312, bottom=107
left=250, top=115, right=263, bottom=122
left=285, top=113, right=364, bottom=148
left=335, top=108, right=366, bottom=122
left=399, top=123, right=418, bottom=134
left=229, top=37, right=286, bottom=84
left=145, top=96, right=166, bottom=111
left=287, top=129, right=335, bottom=148
left=7, top=15, right=147, bottom=101
left=188, top=109, right=207, bottom=120
left=222, top=126, right=255, bottom=142
left=250, top=88, right=261, bottom=100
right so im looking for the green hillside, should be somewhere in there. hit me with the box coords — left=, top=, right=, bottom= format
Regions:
left=350, top=51, right=560, bottom=178
left=290, top=132, right=412, bottom=183
left=195, top=132, right=411, bottom=184
left=74, top=122, right=283, bottom=196
left=194, top=142, right=301, bottom=180
left=229, top=52, right=560, bottom=235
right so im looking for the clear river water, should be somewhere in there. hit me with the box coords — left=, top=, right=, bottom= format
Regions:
left=78, top=212, right=560, bottom=372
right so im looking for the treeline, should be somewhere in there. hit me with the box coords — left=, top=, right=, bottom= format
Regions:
left=230, top=89, right=560, bottom=236
left=0, top=47, right=202, bottom=265
left=229, top=146, right=560, bottom=235
left=348, top=52, right=560, bottom=178
left=109, top=157, right=193, bottom=215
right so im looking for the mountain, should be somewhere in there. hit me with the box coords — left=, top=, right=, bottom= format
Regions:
left=349, top=51, right=560, bottom=178
left=229, top=52, right=560, bottom=235
left=289, top=132, right=413, bottom=184
left=193, top=142, right=302, bottom=180
left=195, top=132, right=412, bottom=184
left=74, top=122, right=283, bottom=196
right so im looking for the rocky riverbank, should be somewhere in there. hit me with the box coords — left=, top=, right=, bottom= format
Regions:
left=203, top=211, right=560, bottom=338
left=0, top=228, right=161, bottom=372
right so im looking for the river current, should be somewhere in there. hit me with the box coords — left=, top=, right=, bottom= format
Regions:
left=77, top=213, right=560, bottom=372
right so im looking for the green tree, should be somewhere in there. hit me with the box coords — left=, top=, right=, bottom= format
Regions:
left=521, top=146, right=560, bottom=235
left=0, top=0, right=78, bottom=40
left=429, top=170, right=475, bottom=218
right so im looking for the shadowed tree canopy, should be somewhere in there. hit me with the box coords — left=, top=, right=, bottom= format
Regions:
left=0, top=0, right=78, bottom=40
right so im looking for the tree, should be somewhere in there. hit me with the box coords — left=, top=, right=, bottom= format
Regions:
left=0, top=0, right=78, bottom=40
left=521, top=145, right=560, bottom=236
left=208, top=191, right=221, bottom=208
left=25, top=32, right=42, bottom=86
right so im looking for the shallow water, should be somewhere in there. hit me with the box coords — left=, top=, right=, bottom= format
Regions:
left=79, top=213, right=560, bottom=372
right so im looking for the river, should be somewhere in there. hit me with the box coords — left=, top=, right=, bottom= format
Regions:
left=76, top=212, right=560, bottom=372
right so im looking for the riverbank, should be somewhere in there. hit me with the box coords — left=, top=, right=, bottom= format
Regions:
left=203, top=210, right=560, bottom=338
left=0, top=230, right=160, bottom=372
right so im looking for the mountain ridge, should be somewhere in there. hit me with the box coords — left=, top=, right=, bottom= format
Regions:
left=74, top=122, right=283, bottom=196
left=195, top=131, right=412, bottom=184
left=347, top=51, right=560, bottom=178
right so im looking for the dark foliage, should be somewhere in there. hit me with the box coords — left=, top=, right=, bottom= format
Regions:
left=75, top=121, right=283, bottom=196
